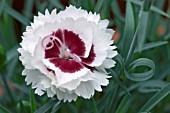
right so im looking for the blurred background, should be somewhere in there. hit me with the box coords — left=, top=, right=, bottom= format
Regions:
left=0, top=0, right=170, bottom=113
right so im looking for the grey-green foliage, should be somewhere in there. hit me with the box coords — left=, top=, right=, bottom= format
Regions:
left=0, top=0, right=170, bottom=113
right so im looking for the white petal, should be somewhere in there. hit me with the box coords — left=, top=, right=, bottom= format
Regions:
left=101, top=59, right=116, bottom=68
left=51, top=86, right=78, bottom=102
left=18, top=48, right=35, bottom=69
left=41, top=77, right=51, bottom=89
left=47, top=88, right=55, bottom=97
left=86, top=12, right=100, bottom=23
left=75, top=81, right=95, bottom=99
left=80, top=71, right=94, bottom=82
left=107, top=50, right=118, bottom=58
left=93, top=71, right=110, bottom=86
left=87, top=29, right=111, bottom=67
left=59, top=79, right=81, bottom=91
left=57, top=5, right=88, bottom=20
left=34, top=82, right=45, bottom=96
left=98, top=19, right=109, bottom=29
left=106, top=29, right=115, bottom=36
left=91, top=81, right=102, bottom=92
left=22, top=69, right=30, bottom=76
left=60, top=18, right=93, bottom=58
left=42, top=59, right=90, bottom=85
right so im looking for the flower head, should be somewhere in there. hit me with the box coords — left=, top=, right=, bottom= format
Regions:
left=18, top=5, right=117, bottom=102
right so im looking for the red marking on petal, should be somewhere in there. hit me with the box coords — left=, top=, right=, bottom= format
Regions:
left=49, top=58, right=84, bottom=73
left=81, top=45, right=95, bottom=65
left=44, top=32, right=62, bottom=59
left=45, top=42, right=60, bottom=58
left=63, top=30, right=86, bottom=57
left=47, top=68, right=55, bottom=75
left=53, top=29, right=64, bottom=43
left=84, top=64, right=94, bottom=72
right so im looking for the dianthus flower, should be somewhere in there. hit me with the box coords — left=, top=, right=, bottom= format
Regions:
left=18, top=5, right=117, bottom=102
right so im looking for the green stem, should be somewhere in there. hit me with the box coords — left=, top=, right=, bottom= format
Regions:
left=92, top=97, right=98, bottom=113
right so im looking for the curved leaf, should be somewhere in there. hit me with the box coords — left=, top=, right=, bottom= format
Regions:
left=124, top=58, right=155, bottom=81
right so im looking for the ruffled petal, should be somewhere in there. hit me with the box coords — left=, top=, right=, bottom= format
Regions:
left=75, top=81, right=95, bottom=99
left=42, top=59, right=90, bottom=85
left=60, top=18, right=94, bottom=57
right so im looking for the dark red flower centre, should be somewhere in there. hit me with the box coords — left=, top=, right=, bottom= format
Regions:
left=42, top=29, right=95, bottom=73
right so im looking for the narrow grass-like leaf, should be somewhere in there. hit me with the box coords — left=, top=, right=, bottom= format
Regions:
left=23, top=0, right=33, bottom=19
left=6, top=45, right=19, bottom=62
left=65, top=103, right=78, bottom=113
left=0, top=0, right=5, bottom=16
left=49, top=0, right=64, bottom=9
left=130, top=0, right=170, bottom=18
left=35, top=99, right=56, bottom=113
left=1, top=72, right=15, bottom=104
left=106, top=85, right=119, bottom=113
left=116, top=95, right=131, bottom=113
left=13, top=83, right=29, bottom=94
left=125, top=0, right=153, bottom=63
left=121, top=0, right=135, bottom=59
left=138, top=80, right=167, bottom=93
left=2, top=3, right=29, bottom=25
left=87, top=0, right=95, bottom=11
left=0, top=14, right=17, bottom=48
left=18, top=101, right=28, bottom=113
left=151, top=6, right=170, bottom=18
left=30, top=88, right=36, bottom=113
left=139, top=84, right=170, bottom=112
left=100, top=0, right=111, bottom=19
left=94, top=0, right=105, bottom=13
left=135, top=41, right=168, bottom=53
left=137, top=0, right=152, bottom=52
left=0, top=104, right=10, bottom=113
left=137, top=11, right=149, bottom=52
left=51, top=101, right=62, bottom=113
left=111, top=0, right=124, bottom=23
left=108, top=69, right=131, bottom=96
left=0, top=44, right=6, bottom=71
left=164, top=32, right=170, bottom=40
left=125, top=25, right=139, bottom=65
left=92, top=98, right=98, bottom=113
left=124, top=58, right=155, bottom=81
left=111, top=0, right=124, bottom=32
left=120, top=83, right=142, bottom=97
left=142, top=0, right=152, bottom=11
left=97, top=87, right=114, bottom=113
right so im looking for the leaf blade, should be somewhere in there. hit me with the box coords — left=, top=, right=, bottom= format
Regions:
left=135, top=41, right=168, bottom=53
left=116, top=95, right=131, bottom=113
left=139, top=84, right=170, bottom=112
left=2, top=3, right=29, bottom=25
left=124, top=58, right=155, bottom=81
left=0, top=104, right=10, bottom=113
left=34, top=99, right=56, bottom=113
